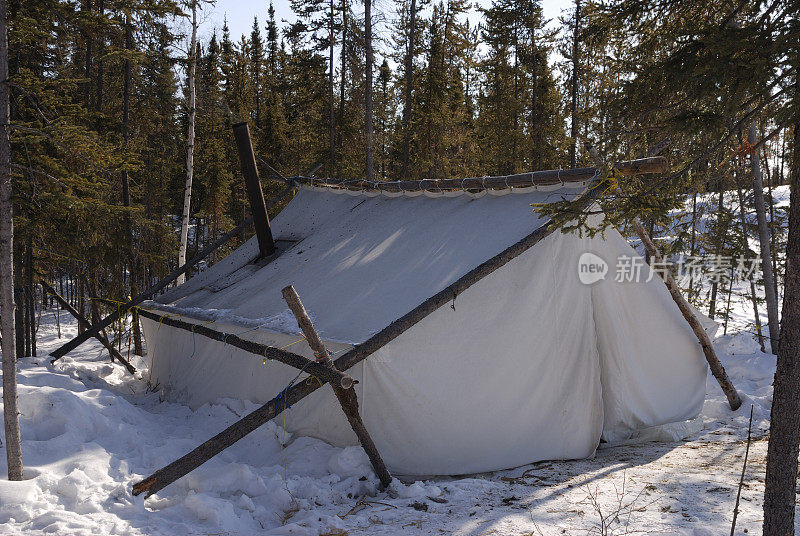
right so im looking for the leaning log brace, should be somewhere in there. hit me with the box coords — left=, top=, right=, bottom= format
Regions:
left=131, top=170, right=611, bottom=498
left=597, top=147, right=741, bottom=411
left=282, top=285, right=392, bottom=488
left=627, top=212, right=742, bottom=410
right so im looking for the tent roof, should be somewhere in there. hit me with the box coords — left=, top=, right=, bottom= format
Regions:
left=153, top=184, right=586, bottom=344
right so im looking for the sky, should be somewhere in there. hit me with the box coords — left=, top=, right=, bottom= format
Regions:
left=195, top=0, right=571, bottom=48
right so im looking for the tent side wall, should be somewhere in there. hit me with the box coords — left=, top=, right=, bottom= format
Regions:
left=356, top=230, right=605, bottom=476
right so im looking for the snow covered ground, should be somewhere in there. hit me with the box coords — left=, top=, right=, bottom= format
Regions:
left=0, top=310, right=781, bottom=535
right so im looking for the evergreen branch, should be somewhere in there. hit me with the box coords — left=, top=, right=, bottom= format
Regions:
left=10, top=163, right=67, bottom=189
left=8, top=124, right=117, bottom=179
left=623, top=84, right=790, bottom=207
left=5, top=80, right=53, bottom=124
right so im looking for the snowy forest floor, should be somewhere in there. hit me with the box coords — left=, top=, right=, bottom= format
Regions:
left=0, top=311, right=782, bottom=535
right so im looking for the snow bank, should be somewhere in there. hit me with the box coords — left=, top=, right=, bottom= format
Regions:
left=0, top=315, right=783, bottom=535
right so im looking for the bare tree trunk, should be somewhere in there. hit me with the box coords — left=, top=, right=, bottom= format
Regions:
left=121, top=17, right=132, bottom=214
left=82, top=0, right=93, bottom=107
left=401, top=0, right=416, bottom=179
left=765, top=145, right=780, bottom=301
left=77, top=272, right=85, bottom=334
left=13, top=287, right=22, bottom=356
left=569, top=0, right=581, bottom=168
left=723, top=266, right=734, bottom=335
left=749, top=122, right=780, bottom=353
left=95, top=0, right=104, bottom=113
left=54, top=288, right=61, bottom=339
left=25, top=240, right=34, bottom=357
left=709, top=189, right=725, bottom=319
left=121, top=17, right=142, bottom=356
left=328, top=0, right=335, bottom=174
left=735, top=180, right=765, bottom=352
left=0, top=0, right=23, bottom=480
left=337, top=0, right=347, bottom=169
left=762, top=81, right=800, bottom=535
left=364, top=0, right=374, bottom=181
left=177, top=1, right=197, bottom=286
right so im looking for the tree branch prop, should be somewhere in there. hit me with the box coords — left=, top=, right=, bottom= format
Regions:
left=40, top=280, right=136, bottom=374
left=282, top=285, right=392, bottom=488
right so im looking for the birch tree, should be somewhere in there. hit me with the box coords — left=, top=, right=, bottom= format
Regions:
left=364, top=0, right=374, bottom=180
left=177, top=0, right=198, bottom=286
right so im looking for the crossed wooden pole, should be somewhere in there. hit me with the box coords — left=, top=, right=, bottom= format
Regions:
left=40, top=280, right=137, bottom=375
left=281, top=285, right=392, bottom=487
left=132, top=286, right=392, bottom=496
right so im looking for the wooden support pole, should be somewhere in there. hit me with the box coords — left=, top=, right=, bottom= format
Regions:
left=131, top=172, right=609, bottom=498
left=613, top=156, right=668, bottom=176
left=281, top=285, right=392, bottom=488
left=135, top=307, right=353, bottom=389
left=49, top=184, right=295, bottom=362
left=40, top=280, right=136, bottom=374
left=233, top=122, right=275, bottom=259
left=625, top=214, right=742, bottom=410
left=286, top=157, right=667, bottom=193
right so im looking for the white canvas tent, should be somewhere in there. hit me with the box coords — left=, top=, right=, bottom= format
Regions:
left=141, top=181, right=708, bottom=477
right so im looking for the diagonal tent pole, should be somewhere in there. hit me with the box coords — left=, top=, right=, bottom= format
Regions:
left=620, top=210, right=742, bottom=410
left=49, top=184, right=295, bottom=363
left=281, top=285, right=392, bottom=488
left=131, top=169, right=613, bottom=498
left=600, top=148, right=740, bottom=410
